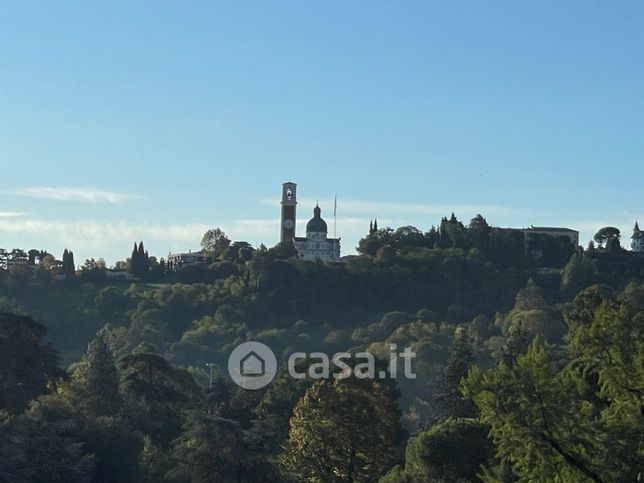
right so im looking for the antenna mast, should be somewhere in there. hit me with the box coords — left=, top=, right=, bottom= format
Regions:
left=333, top=195, right=337, bottom=260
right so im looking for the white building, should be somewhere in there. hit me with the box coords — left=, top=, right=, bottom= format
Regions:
left=293, top=204, right=341, bottom=262
left=523, top=226, right=579, bottom=247
left=631, top=222, right=644, bottom=252
left=167, top=250, right=207, bottom=269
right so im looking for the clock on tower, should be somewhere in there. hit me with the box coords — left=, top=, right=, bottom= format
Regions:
left=280, top=182, right=297, bottom=243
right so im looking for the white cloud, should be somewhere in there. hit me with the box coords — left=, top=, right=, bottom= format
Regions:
left=5, top=187, right=143, bottom=203
left=0, top=212, right=24, bottom=217
left=261, top=197, right=524, bottom=218
left=0, top=218, right=207, bottom=251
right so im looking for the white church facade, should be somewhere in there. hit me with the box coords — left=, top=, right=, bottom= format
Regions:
left=632, top=222, right=644, bottom=252
left=280, top=182, right=341, bottom=262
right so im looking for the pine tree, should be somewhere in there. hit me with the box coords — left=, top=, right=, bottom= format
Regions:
left=167, top=412, right=278, bottom=482
left=71, top=328, right=122, bottom=417
left=434, top=329, right=477, bottom=419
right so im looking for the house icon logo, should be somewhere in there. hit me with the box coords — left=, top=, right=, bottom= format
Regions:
left=228, top=341, right=277, bottom=390
left=240, top=351, right=265, bottom=377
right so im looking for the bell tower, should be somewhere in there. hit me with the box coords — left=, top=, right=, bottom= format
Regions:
left=280, top=182, right=297, bottom=243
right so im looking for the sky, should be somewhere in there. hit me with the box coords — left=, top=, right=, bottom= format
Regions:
left=1, top=1, right=643, bottom=265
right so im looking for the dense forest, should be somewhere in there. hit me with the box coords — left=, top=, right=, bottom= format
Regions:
left=0, top=214, right=642, bottom=482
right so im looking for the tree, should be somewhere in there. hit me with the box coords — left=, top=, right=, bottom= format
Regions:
left=281, top=376, right=404, bottom=482
left=593, top=227, right=620, bottom=250
left=561, top=254, right=596, bottom=296
left=128, top=241, right=150, bottom=278
left=225, top=241, right=255, bottom=263
left=468, top=214, right=491, bottom=249
left=0, top=313, right=63, bottom=414
left=167, top=411, right=279, bottom=482
left=70, top=328, right=122, bottom=417
left=62, top=249, right=76, bottom=277
left=434, top=329, right=477, bottom=419
left=436, top=218, right=451, bottom=248
left=0, top=407, right=95, bottom=482
left=500, top=323, right=529, bottom=366
left=382, top=418, right=495, bottom=482
left=201, top=228, right=231, bottom=260
left=464, top=331, right=641, bottom=482
left=27, top=249, right=40, bottom=265
left=118, top=350, right=201, bottom=445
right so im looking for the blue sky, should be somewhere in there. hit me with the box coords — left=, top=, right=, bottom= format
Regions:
left=1, top=1, right=643, bottom=264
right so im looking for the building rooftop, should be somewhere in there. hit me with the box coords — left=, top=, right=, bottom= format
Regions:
left=527, top=226, right=579, bottom=233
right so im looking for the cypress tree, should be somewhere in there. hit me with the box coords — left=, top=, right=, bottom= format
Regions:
left=62, top=249, right=76, bottom=276
left=435, top=329, right=477, bottom=419
left=67, top=251, right=75, bottom=276
left=62, top=249, right=69, bottom=273
left=129, top=242, right=138, bottom=275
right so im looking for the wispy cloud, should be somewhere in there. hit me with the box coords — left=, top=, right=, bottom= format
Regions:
left=5, top=187, right=143, bottom=203
left=261, top=197, right=525, bottom=218
left=0, top=218, right=208, bottom=258
left=0, top=212, right=25, bottom=218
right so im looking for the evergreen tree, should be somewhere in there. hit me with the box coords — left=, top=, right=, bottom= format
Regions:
left=500, top=323, right=529, bottom=366
left=382, top=418, right=495, bottom=482
left=0, top=313, right=63, bottom=414
left=434, top=329, right=477, bottom=419
left=0, top=409, right=95, bottom=482
left=118, top=350, right=201, bottom=445
left=436, top=218, right=451, bottom=248
left=468, top=214, right=491, bottom=249
left=71, top=328, right=122, bottom=417
left=465, top=316, right=642, bottom=483
left=128, top=241, right=150, bottom=277
left=61, top=249, right=76, bottom=276
left=167, top=411, right=279, bottom=482
left=67, top=250, right=76, bottom=276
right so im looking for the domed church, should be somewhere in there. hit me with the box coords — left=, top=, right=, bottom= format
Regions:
left=280, top=182, right=340, bottom=262
left=293, top=204, right=341, bottom=262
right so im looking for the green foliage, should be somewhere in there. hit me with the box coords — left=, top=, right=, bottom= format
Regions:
left=0, top=409, right=95, bottom=482
left=201, top=228, right=231, bottom=261
left=1, top=215, right=643, bottom=481
left=62, top=248, right=76, bottom=277
left=70, top=327, right=122, bottom=417
left=118, top=350, right=201, bottom=446
left=81, top=416, right=144, bottom=483
left=281, top=377, right=405, bottom=482
left=128, top=241, right=150, bottom=278
left=593, top=226, right=620, bottom=249
left=561, top=254, right=597, bottom=296
left=167, top=411, right=279, bottom=483
left=434, top=331, right=477, bottom=419
left=0, top=312, right=63, bottom=414
left=464, top=295, right=643, bottom=483
left=385, top=418, right=495, bottom=482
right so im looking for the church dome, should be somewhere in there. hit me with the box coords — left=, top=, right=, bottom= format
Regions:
left=306, top=205, right=328, bottom=233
